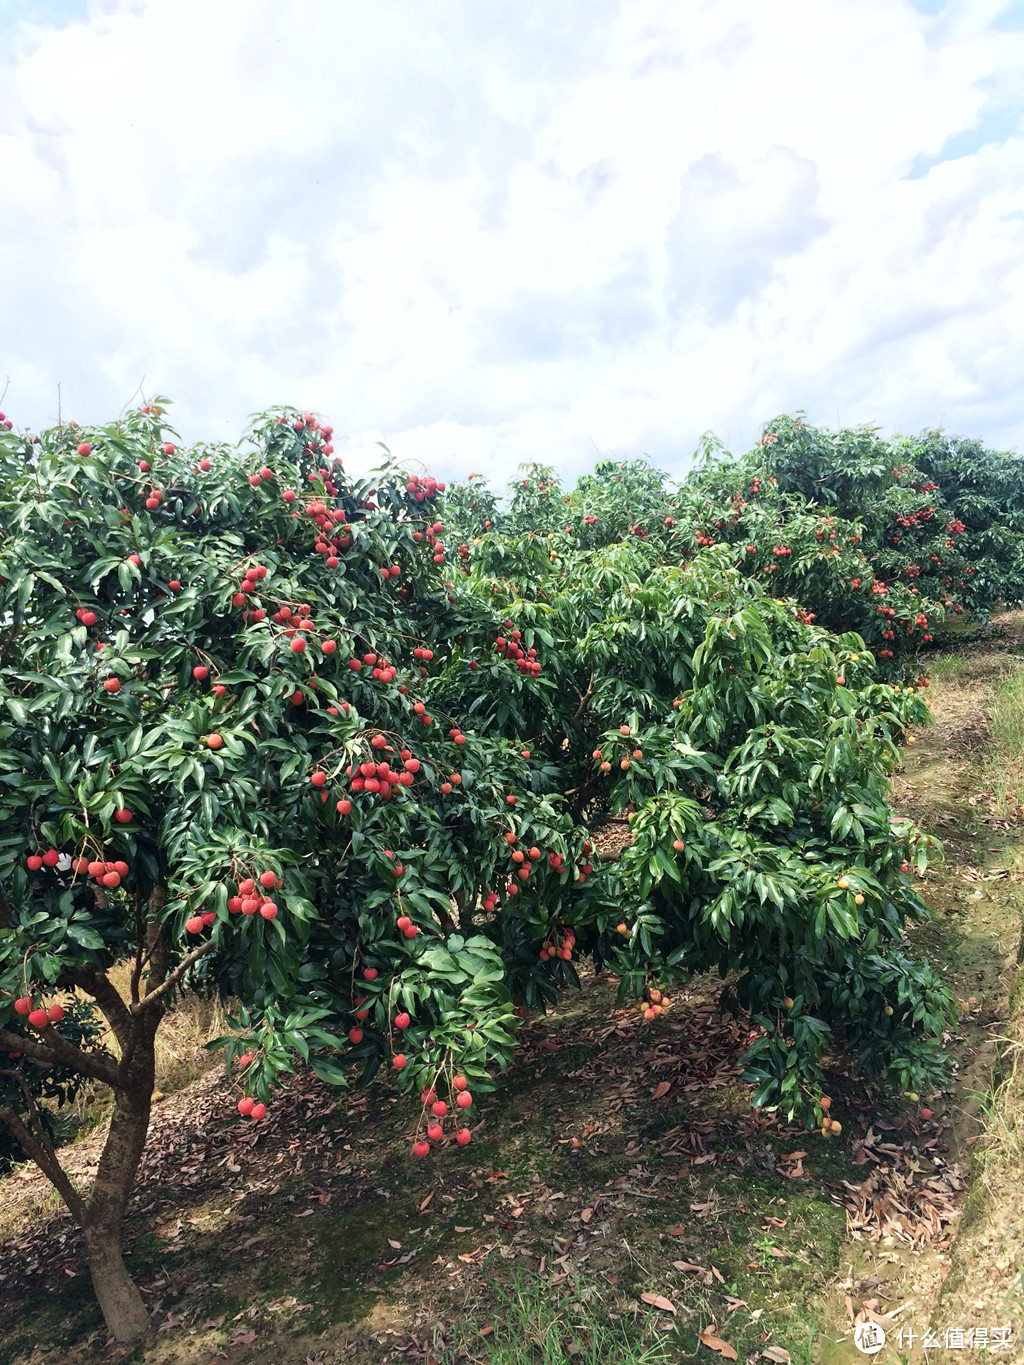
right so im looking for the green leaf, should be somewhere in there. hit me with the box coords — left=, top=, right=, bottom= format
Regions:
left=66, top=924, right=106, bottom=950
left=309, top=1057, right=349, bottom=1086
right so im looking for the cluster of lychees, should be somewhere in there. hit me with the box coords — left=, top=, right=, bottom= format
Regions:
left=27, top=848, right=132, bottom=891
left=230, top=560, right=270, bottom=622
left=636, top=984, right=672, bottom=1021
left=335, top=739, right=420, bottom=810
left=215, top=869, right=284, bottom=926
left=25, top=848, right=61, bottom=872
left=11, top=995, right=65, bottom=1030
left=76, top=855, right=131, bottom=889
left=494, top=623, right=541, bottom=677
left=300, top=493, right=350, bottom=559
left=234, top=1051, right=268, bottom=1120
left=594, top=724, right=645, bottom=775
left=538, top=927, right=576, bottom=963
left=412, top=1073, right=473, bottom=1156
left=347, top=651, right=399, bottom=683
left=405, top=474, right=444, bottom=503
left=411, top=517, right=446, bottom=565
left=505, top=833, right=541, bottom=884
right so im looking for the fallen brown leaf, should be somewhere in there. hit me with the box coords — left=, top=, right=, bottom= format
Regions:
left=651, top=1081, right=672, bottom=1100
left=699, top=1326, right=738, bottom=1359
left=640, top=1292, right=677, bottom=1315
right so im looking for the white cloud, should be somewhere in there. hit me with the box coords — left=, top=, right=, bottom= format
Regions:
left=0, top=0, right=1022, bottom=486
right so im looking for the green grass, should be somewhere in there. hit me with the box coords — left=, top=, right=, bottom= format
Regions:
left=975, top=1041, right=1024, bottom=1184
left=989, top=666, right=1024, bottom=808
left=928, top=643, right=1024, bottom=1344
left=435, top=1270, right=678, bottom=1364
left=922, top=651, right=968, bottom=683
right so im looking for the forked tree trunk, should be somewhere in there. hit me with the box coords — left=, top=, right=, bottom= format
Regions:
left=1, top=1055, right=157, bottom=1344
left=0, top=897, right=200, bottom=1345
left=0, top=992, right=162, bottom=1342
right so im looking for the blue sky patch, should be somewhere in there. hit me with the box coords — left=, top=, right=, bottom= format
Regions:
left=0, top=0, right=88, bottom=36
left=905, top=103, right=1023, bottom=179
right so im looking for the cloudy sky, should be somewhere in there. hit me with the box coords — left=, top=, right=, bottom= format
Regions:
left=1, top=0, right=1022, bottom=488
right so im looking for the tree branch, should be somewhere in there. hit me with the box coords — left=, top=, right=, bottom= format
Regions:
left=142, top=887, right=169, bottom=993
left=573, top=668, right=595, bottom=719
left=58, top=967, right=134, bottom=1053
left=134, top=938, right=218, bottom=1014
left=448, top=893, right=466, bottom=934
left=0, top=1025, right=119, bottom=1088
left=0, top=1099, right=87, bottom=1224
left=0, top=623, right=20, bottom=669
left=129, top=895, right=146, bottom=1005
left=7, top=1065, right=77, bottom=1199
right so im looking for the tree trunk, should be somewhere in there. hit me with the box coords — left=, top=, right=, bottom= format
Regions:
left=79, top=1008, right=161, bottom=1343
left=82, top=1224, right=150, bottom=1344
left=0, top=900, right=170, bottom=1345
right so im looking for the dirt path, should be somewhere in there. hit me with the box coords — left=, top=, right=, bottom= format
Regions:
left=1, top=623, right=1023, bottom=1364
left=819, top=615, right=1024, bottom=1362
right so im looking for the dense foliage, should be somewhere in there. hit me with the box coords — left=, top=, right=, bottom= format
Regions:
left=445, top=413, right=1024, bottom=679
left=0, top=399, right=1019, bottom=1339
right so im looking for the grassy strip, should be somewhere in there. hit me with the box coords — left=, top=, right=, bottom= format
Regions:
left=989, top=660, right=1024, bottom=810
left=434, top=1270, right=679, bottom=1364
left=931, top=651, right=1024, bottom=1351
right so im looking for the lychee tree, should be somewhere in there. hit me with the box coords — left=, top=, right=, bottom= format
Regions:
left=0, top=401, right=967, bottom=1343
left=677, top=413, right=1024, bottom=667
left=448, top=527, right=959, bottom=1111
left=0, top=402, right=575, bottom=1341
left=564, top=547, right=956, bottom=1116
left=444, top=414, right=1024, bottom=680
